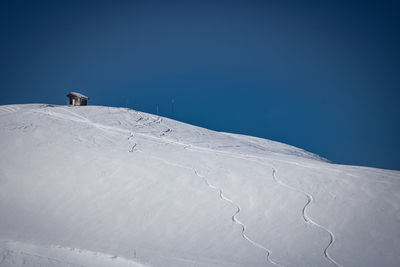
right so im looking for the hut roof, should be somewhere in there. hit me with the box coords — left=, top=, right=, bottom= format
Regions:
left=66, top=92, right=89, bottom=99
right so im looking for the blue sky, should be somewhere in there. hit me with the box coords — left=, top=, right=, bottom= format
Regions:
left=1, top=0, right=399, bottom=170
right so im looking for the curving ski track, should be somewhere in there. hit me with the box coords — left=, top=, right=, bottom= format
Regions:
left=271, top=168, right=342, bottom=267
left=42, top=107, right=342, bottom=266
left=122, top=144, right=283, bottom=266
left=193, top=170, right=283, bottom=267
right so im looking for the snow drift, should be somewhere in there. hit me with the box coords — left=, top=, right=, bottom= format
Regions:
left=0, top=104, right=399, bottom=267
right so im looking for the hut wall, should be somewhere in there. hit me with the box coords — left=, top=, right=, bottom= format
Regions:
left=67, top=95, right=87, bottom=106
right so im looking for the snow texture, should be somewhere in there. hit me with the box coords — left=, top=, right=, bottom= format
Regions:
left=0, top=104, right=399, bottom=267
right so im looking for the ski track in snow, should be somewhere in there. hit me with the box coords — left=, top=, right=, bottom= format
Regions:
left=145, top=115, right=342, bottom=267
left=34, top=107, right=343, bottom=266
left=0, top=105, right=20, bottom=115
left=125, top=139, right=283, bottom=266
left=122, top=112, right=283, bottom=266
left=128, top=132, right=137, bottom=152
left=193, top=170, right=283, bottom=267
left=270, top=168, right=343, bottom=267
left=126, top=126, right=282, bottom=266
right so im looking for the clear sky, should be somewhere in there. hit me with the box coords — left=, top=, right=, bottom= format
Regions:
left=1, top=0, right=399, bottom=170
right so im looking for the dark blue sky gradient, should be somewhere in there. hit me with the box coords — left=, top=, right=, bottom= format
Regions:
left=1, top=0, right=399, bottom=170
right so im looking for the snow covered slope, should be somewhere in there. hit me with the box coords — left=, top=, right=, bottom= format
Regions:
left=0, top=104, right=399, bottom=267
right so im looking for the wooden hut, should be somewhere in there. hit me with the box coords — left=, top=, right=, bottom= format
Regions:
left=66, top=92, right=89, bottom=106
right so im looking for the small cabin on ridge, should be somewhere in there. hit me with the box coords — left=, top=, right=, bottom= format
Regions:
left=66, top=92, right=89, bottom=106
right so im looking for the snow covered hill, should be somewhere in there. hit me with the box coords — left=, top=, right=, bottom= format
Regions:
left=0, top=104, right=399, bottom=267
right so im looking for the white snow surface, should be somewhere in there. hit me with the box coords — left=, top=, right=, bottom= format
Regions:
left=0, top=104, right=399, bottom=267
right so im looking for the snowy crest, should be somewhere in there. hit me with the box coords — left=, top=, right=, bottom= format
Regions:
left=0, top=104, right=399, bottom=267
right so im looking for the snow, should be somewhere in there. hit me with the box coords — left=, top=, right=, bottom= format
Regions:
left=0, top=104, right=399, bottom=267
left=0, top=239, right=145, bottom=267
left=67, top=92, right=89, bottom=99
